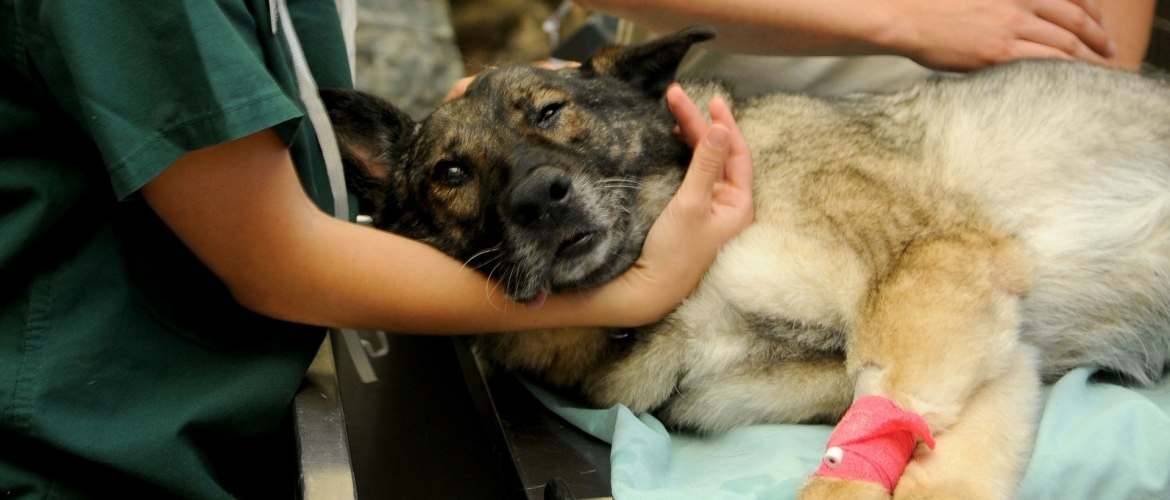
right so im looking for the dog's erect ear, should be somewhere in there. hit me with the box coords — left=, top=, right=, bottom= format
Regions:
left=320, top=88, right=415, bottom=215
left=581, top=27, right=716, bottom=98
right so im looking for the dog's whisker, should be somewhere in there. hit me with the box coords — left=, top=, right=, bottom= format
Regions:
left=609, top=254, right=636, bottom=273
left=595, top=181, right=642, bottom=190
left=595, top=179, right=673, bottom=200
left=469, top=254, right=503, bottom=276
left=484, top=261, right=505, bottom=312
left=460, top=245, right=502, bottom=273
left=595, top=182, right=674, bottom=206
left=594, top=177, right=639, bottom=187
left=499, top=266, right=523, bottom=314
left=596, top=184, right=640, bottom=192
left=628, top=186, right=673, bottom=198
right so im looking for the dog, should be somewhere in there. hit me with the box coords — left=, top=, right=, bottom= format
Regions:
left=322, top=28, right=1170, bottom=499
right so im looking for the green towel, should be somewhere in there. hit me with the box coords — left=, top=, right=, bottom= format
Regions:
left=528, top=367, right=1170, bottom=499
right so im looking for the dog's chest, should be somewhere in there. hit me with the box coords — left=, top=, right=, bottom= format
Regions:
left=662, top=223, right=865, bottom=384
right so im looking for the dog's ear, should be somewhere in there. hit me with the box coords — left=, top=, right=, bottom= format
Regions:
left=320, top=88, right=415, bottom=215
left=581, top=27, right=716, bottom=98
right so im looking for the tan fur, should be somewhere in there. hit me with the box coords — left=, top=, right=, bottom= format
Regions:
left=891, top=349, right=1041, bottom=500
left=477, top=328, right=612, bottom=387
left=799, top=476, right=891, bottom=500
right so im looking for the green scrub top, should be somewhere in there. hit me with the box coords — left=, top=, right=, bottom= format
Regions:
left=0, top=1, right=353, bottom=498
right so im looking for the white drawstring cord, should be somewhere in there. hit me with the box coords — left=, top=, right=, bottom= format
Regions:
left=269, top=0, right=278, bottom=34
left=275, top=0, right=349, bottom=220
left=275, top=0, right=381, bottom=383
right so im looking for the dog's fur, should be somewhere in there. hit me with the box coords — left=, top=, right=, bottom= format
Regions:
left=323, top=29, right=1170, bottom=499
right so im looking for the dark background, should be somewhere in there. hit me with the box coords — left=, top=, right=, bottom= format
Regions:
left=1145, top=2, right=1170, bottom=69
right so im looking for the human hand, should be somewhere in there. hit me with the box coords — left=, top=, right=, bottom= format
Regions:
left=595, top=85, right=754, bottom=327
left=882, top=0, right=1115, bottom=71
left=443, top=75, right=477, bottom=102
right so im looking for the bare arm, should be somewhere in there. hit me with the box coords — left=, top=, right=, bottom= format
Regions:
left=577, top=0, right=1118, bottom=70
left=141, top=94, right=751, bottom=335
left=1098, top=0, right=1155, bottom=70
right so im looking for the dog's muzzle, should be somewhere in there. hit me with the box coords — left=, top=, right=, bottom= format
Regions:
left=506, top=165, right=574, bottom=228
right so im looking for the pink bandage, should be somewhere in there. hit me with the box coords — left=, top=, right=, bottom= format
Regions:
left=811, top=395, right=936, bottom=492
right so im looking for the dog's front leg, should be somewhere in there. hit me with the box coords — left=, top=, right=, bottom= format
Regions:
left=799, top=228, right=1039, bottom=500
left=582, top=330, right=687, bottom=414
left=893, top=347, right=1040, bottom=500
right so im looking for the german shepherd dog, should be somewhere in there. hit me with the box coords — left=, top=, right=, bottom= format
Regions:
left=322, top=29, right=1170, bottom=499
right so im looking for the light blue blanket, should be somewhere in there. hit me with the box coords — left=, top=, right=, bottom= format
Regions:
left=528, top=368, right=1170, bottom=499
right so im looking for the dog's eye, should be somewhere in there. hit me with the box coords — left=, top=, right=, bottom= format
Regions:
left=531, top=102, right=564, bottom=129
left=431, top=160, right=471, bottom=187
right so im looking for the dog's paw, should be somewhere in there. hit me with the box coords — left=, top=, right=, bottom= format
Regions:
left=892, top=481, right=980, bottom=500
left=798, top=476, right=890, bottom=500
left=891, top=453, right=1013, bottom=500
left=892, top=466, right=993, bottom=500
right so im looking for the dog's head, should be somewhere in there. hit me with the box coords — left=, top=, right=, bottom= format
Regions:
left=323, top=28, right=715, bottom=303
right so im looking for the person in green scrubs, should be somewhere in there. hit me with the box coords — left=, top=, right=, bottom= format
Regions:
left=0, top=1, right=753, bottom=498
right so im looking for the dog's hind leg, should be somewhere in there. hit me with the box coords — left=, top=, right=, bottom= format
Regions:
left=799, top=226, right=1038, bottom=500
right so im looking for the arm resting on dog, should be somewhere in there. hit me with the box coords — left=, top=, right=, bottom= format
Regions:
left=140, top=94, right=751, bottom=334
left=577, top=0, right=1151, bottom=70
left=1097, top=0, right=1156, bottom=69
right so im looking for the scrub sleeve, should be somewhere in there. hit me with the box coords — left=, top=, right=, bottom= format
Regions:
left=0, top=1, right=353, bottom=498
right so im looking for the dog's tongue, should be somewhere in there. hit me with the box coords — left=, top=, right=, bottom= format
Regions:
left=524, top=288, right=549, bottom=309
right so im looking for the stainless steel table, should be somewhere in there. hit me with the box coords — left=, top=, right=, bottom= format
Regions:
left=297, top=332, right=613, bottom=499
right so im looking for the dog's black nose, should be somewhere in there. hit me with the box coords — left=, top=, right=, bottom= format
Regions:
left=507, top=165, right=573, bottom=228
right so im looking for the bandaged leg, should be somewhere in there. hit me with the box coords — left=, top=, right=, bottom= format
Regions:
left=895, top=348, right=1041, bottom=500
left=799, top=228, right=1034, bottom=500
left=812, top=395, right=935, bottom=492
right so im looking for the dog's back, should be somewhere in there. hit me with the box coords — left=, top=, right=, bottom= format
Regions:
left=719, top=60, right=1170, bottom=385
left=925, top=62, right=1170, bottom=383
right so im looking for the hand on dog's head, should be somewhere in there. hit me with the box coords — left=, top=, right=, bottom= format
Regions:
left=320, top=28, right=717, bottom=301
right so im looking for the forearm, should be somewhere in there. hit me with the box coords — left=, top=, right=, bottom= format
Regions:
left=577, top=0, right=898, bottom=56
left=144, top=129, right=642, bottom=334
left=579, top=0, right=1119, bottom=71
left=236, top=208, right=625, bottom=334
left=1098, top=0, right=1155, bottom=70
